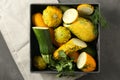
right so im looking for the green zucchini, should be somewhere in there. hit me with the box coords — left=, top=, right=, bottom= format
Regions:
left=32, top=27, right=55, bottom=64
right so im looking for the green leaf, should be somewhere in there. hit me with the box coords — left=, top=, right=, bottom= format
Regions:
left=56, top=64, right=63, bottom=72
left=54, top=50, right=75, bottom=77
left=58, top=50, right=67, bottom=59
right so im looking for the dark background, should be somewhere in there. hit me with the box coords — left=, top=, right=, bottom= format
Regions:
left=0, top=0, right=120, bottom=80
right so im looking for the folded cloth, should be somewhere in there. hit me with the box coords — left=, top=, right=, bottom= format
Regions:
left=0, top=0, right=88, bottom=80
left=0, top=0, right=58, bottom=80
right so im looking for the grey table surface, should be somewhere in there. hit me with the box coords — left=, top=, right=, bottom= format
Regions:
left=0, top=0, right=120, bottom=80
left=0, top=32, right=24, bottom=80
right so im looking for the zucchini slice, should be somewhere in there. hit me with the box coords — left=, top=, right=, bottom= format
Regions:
left=63, top=8, right=78, bottom=24
left=77, top=52, right=96, bottom=72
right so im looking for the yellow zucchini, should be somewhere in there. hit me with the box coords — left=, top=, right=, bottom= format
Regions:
left=65, top=17, right=96, bottom=42
left=77, top=52, right=96, bottom=72
left=53, top=38, right=87, bottom=59
left=77, top=4, right=94, bottom=15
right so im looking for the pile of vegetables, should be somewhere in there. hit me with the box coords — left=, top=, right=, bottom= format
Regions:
left=32, top=4, right=107, bottom=77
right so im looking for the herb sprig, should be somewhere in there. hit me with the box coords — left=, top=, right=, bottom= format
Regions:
left=89, top=6, right=108, bottom=35
left=90, top=6, right=108, bottom=27
left=81, top=6, right=108, bottom=36
left=48, top=50, right=75, bottom=77
left=56, top=50, right=75, bottom=77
